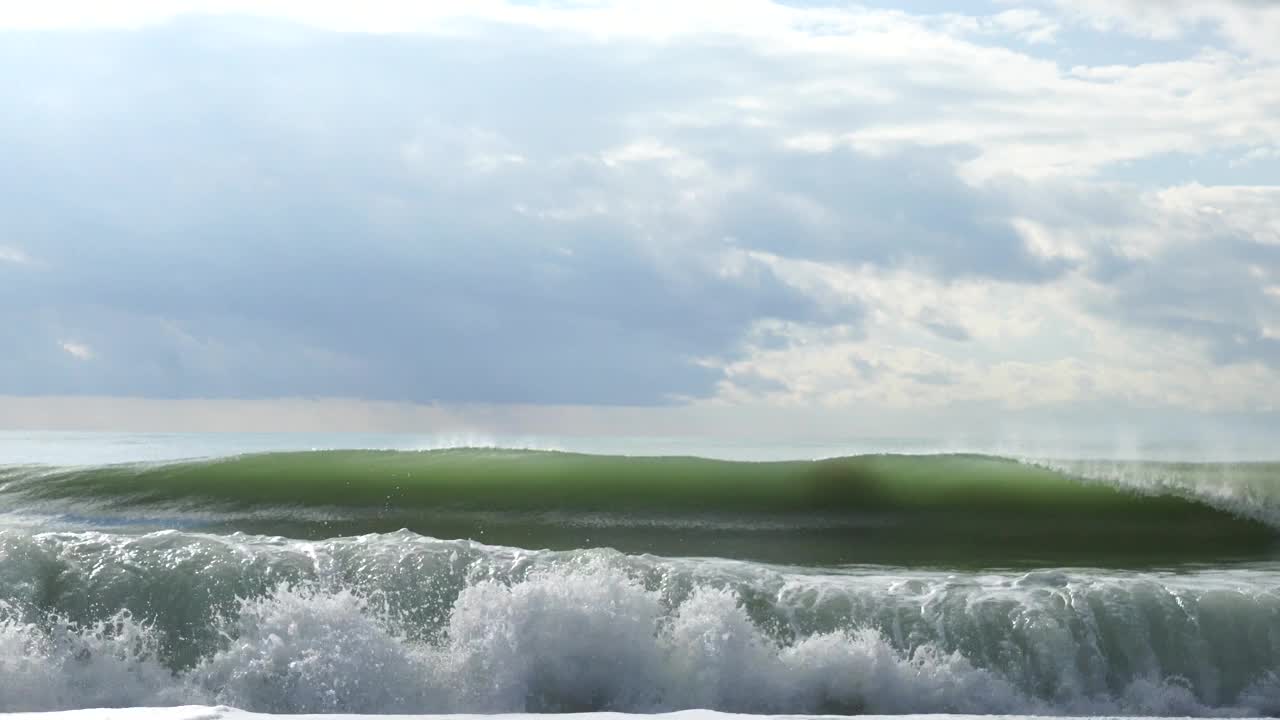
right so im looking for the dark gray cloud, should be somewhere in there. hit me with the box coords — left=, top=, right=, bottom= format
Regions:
left=708, top=143, right=1068, bottom=282
left=0, top=20, right=833, bottom=404
left=1, top=12, right=1271, bottom=411
left=1095, top=236, right=1280, bottom=368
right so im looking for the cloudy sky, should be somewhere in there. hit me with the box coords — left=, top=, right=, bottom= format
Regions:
left=1, top=1, right=1278, bottom=443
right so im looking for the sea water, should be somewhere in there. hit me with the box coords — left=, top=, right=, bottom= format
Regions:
left=0, top=432, right=1276, bottom=717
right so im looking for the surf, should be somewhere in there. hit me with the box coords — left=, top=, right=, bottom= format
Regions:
left=1, top=529, right=1278, bottom=715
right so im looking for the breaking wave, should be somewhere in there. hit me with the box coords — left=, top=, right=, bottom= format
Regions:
left=1, top=529, right=1278, bottom=715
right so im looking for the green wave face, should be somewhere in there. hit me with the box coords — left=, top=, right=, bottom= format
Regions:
left=2, top=450, right=1276, bottom=567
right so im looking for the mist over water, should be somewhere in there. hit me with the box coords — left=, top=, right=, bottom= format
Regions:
left=3, top=429, right=1276, bottom=466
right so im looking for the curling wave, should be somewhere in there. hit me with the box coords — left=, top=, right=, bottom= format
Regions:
left=0, top=450, right=1275, bottom=566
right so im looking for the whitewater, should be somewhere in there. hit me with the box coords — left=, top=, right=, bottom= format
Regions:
left=0, top=433, right=1277, bottom=718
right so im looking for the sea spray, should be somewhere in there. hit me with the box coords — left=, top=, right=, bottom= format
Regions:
left=1, top=530, right=1278, bottom=714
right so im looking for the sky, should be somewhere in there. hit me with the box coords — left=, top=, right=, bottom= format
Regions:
left=1, top=0, right=1278, bottom=446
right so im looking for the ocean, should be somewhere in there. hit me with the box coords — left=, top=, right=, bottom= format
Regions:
left=0, top=432, right=1277, bottom=717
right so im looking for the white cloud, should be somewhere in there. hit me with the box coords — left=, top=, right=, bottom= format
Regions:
left=1049, top=0, right=1280, bottom=59
left=5, top=2, right=1276, bottom=181
left=0, top=246, right=30, bottom=264
left=708, top=276, right=1280, bottom=414
left=989, top=9, right=1061, bottom=44
left=3, top=0, right=1271, bottom=62
left=845, top=49, right=1280, bottom=180
left=1011, top=218, right=1090, bottom=262
left=60, top=341, right=93, bottom=360
left=1231, top=145, right=1280, bottom=168
left=697, top=176, right=1280, bottom=415
left=0, top=0, right=856, bottom=37
left=2, top=2, right=1279, bottom=427
left=1018, top=183, right=1280, bottom=262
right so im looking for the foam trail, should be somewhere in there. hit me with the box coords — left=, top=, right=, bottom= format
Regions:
left=1, top=530, right=1278, bottom=715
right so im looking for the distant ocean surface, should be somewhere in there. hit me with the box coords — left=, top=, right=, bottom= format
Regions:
left=0, top=432, right=1277, bottom=717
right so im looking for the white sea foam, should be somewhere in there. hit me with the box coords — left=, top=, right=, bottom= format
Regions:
left=1, top=543, right=1278, bottom=716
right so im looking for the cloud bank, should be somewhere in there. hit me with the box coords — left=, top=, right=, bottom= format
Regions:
left=1, top=1, right=1277, bottom=436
